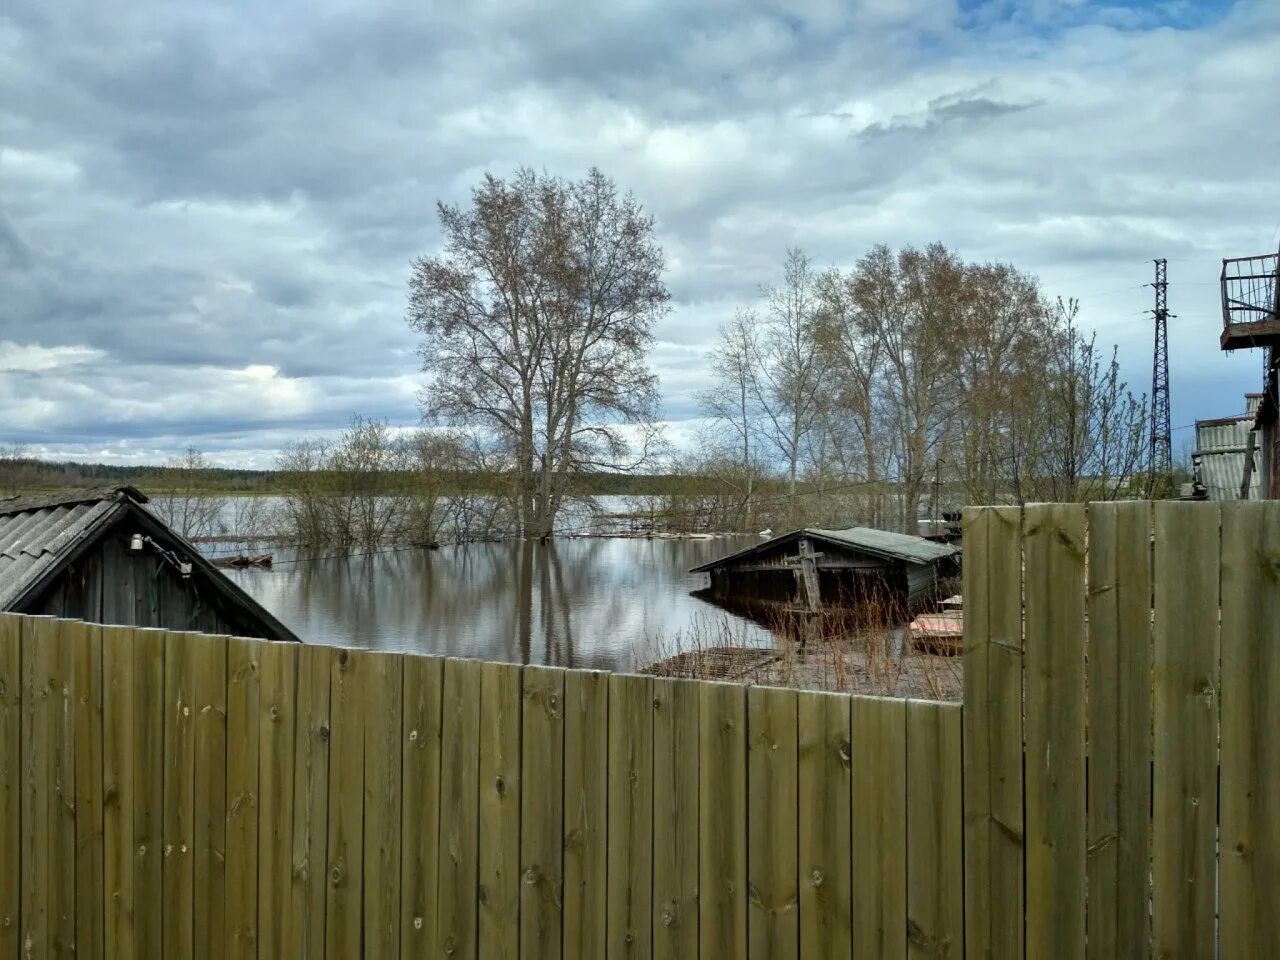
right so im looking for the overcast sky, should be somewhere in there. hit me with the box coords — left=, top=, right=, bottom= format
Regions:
left=2, top=0, right=1278, bottom=467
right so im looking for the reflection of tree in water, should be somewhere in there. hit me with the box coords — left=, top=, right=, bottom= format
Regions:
left=280, top=539, right=612, bottom=665
left=253, top=535, right=767, bottom=669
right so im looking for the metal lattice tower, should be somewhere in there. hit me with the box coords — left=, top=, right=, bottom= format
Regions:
left=1148, top=258, right=1173, bottom=495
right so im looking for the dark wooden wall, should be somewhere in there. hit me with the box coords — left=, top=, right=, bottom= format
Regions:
left=28, top=528, right=257, bottom=637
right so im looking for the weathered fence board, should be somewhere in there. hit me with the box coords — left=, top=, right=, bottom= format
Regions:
left=906, top=699, right=962, bottom=960
left=852, top=694, right=907, bottom=960
left=162, top=631, right=197, bottom=960
left=747, top=684, right=799, bottom=959
left=71, top=621, right=105, bottom=960
left=652, top=677, right=699, bottom=960
left=49, top=619, right=76, bottom=956
left=797, top=690, right=852, bottom=958
left=1220, top=501, right=1280, bottom=956
left=325, top=647, right=364, bottom=959
left=22, top=617, right=50, bottom=958
left=437, top=657, right=481, bottom=960
left=399, top=652, right=440, bottom=958
left=259, top=638, right=299, bottom=959
left=606, top=673, right=654, bottom=959
left=1085, top=501, right=1152, bottom=960
left=562, top=669, right=608, bottom=960
left=362, top=650, right=403, bottom=959
left=699, top=681, right=747, bottom=957
left=102, top=625, right=136, bottom=959
left=0, top=615, right=19, bottom=959
left=521, top=664, right=566, bottom=960
left=191, top=631, right=227, bottom=960
left=1023, top=503, right=1086, bottom=959
left=132, top=627, right=166, bottom=959
left=478, top=660, right=521, bottom=959
left=1152, top=503, right=1220, bottom=960
left=962, top=505, right=1024, bottom=960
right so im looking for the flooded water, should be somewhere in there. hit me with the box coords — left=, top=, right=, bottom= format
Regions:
left=213, top=533, right=771, bottom=671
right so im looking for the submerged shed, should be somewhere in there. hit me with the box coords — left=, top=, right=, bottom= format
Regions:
left=0, top=485, right=298, bottom=642
left=690, top=527, right=960, bottom=619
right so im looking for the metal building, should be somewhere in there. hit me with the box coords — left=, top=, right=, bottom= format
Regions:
left=1192, top=397, right=1262, bottom=501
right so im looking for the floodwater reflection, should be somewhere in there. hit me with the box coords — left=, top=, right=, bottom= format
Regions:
left=220, top=534, right=770, bottom=671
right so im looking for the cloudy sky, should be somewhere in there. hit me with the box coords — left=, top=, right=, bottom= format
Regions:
left=2, top=0, right=1278, bottom=467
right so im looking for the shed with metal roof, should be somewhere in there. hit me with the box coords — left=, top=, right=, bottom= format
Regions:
left=689, top=526, right=960, bottom=619
left=0, top=486, right=299, bottom=642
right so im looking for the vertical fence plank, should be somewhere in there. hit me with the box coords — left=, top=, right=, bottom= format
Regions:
left=226, top=636, right=261, bottom=957
left=1023, top=503, right=1086, bottom=959
left=132, top=628, right=165, bottom=959
left=325, top=647, right=363, bottom=960
left=400, top=654, right=442, bottom=957
left=0, top=615, right=19, bottom=958
left=699, top=681, right=746, bottom=957
left=191, top=632, right=227, bottom=960
left=1086, top=501, right=1152, bottom=960
left=163, top=631, right=197, bottom=960
left=48, top=619, right=78, bottom=955
left=21, top=616, right=49, bottom=958
left=1220, top=501, right=1280, bottom=956
left=563, top=670, right=608, bottom=960
left=797, top=690, right=851, bottom=958
left=652, top=677, right=699, bottom=960
left=852, top=695, right=907, bottom=960
left=102, top=625, right=136, bottom=960
left=907, top=700, right=963, bottom=960
left=607, top=673, right=654, bottom=960
left=287, top=644, right=330, bottom=960
left=1152, top=502, right=1220, bottom=959
left=747, top=685, right=798, bottom=959
left=437, top=657, right=481, bottom=960
left=478, top=660, right=522, bottom=960
left=521, top=665, right=565, bottom=960
left=962, top=505, right=1024, bottom=960
left=258, top=640, right=299, bottom=959
left=363, top=650, right=403, bottom=959
left=72, top=622, right=104, bottom=960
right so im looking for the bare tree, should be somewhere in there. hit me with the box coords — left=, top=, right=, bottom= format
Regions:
left=150, top=447, right=227, bottom=540
left=814, top=268, right=887, bottom=523
left=0, top=443, right=32, bottom=498
left=998, top=299, right=1147, bottom=503
left=752, top=249, right=829, bottom=524
left=697, top=309, right=769, bottom=528
left=852, top=244, right=966, bottom=533
left=408, top=168, right=669, bottom=539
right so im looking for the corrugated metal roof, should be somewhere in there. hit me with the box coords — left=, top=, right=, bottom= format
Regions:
left=0, top=500, right=118, bottom=608
left=690, top=526, right=958, bottom=573
left=808, top=527, right=959, bottom=564
left=1193, top=416, right=1260, bottom=501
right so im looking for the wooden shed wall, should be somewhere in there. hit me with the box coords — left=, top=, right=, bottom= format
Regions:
left=27, top=526, right=257, bottom=638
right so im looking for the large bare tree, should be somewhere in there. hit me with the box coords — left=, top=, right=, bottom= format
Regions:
left=407, top=168, right=669, bottom=538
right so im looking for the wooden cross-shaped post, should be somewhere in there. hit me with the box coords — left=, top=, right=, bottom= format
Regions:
left=796, top=537, right=822, bottom=612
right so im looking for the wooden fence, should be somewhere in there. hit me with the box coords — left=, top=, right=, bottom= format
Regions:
left=0, top=613, right=961, bottom=959
left=4, top=499, right=1278, bottom=958
left=965, top=500, right=1280, bottom=959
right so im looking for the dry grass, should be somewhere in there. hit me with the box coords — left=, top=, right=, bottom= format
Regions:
left=636, top=604, right=961, bottom=701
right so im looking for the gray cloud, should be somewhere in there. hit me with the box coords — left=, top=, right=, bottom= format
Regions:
left=1, top=0, right=1277, bottom=465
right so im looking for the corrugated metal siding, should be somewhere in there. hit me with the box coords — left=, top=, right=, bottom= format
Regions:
left=1194, top=416, right=1261, bottom=501
left=0, top=501, right=116, bottom=608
